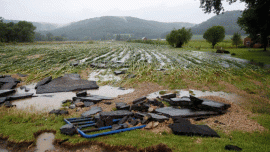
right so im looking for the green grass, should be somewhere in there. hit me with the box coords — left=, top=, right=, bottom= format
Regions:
left=0, top=107, right=269, bottom=151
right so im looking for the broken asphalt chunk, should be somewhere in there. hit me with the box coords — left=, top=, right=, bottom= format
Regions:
left=104, top=117, right=113, bottom=126
left=81, top=106, right=102, bottom=117
left=6, top=93, right=34, bottom=101
left=96, top=119, right=105, bottom=128
left=73, top=97, right=102, bottom=103
left=35, top=76, right=52, bottom=89
left=36, top=75, right=99, bottom=94
left=118, top=116, right=128, bottom=124
left=130, top=119, right=139, bottom=126
left=155, top=107, right=220, bottom=119
left=130, top=103, right=149, bottom=112
left=161, top=93, right=176, bottom=99
left=190, top=95, right=204, bottom=106
left=111, top=124, right=124, bottom=131
left=0, top=90, right=15, bottom=97
left=132, top=96, right=146, bottom=104
left=0, top=81, right=18, bottom=90
left=84, top=102, right=95, bottom=107
left=60, top=124, right=77, bottom=136
left=147, top=113, right=169, bottom=122
left=196, top=99, right=231, bottom=112
left=169, top=123, right=220, bottom=137
left=0, top=76, right=20, bottom=83
left=76, top=91, right=87, bottom=97
left=169, top=97, right=191, bottom=106
left=116, top=102, right=130, bottom=110
left=100, top=110, right=133, bottom=119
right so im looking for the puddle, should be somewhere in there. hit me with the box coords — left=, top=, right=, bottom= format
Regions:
left=147, top=89, right=242, bottom=103
left=12, top=84, right=76, bottom=112
left=88, top=69, right=121, bottom=82
left=12, top=83, right=134, bottom=112
left=87, top=85, right=134, bottom=98
left=35, top=132, right=55, bottom=152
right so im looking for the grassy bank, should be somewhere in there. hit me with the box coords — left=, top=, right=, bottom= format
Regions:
left=0, top=41, right=270, bottom=151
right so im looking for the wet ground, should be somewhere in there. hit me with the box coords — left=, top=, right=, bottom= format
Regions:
left=78, top=44, right=266, bottom=69
left=35, top=133, right=55, bottom=152
left=12, top=83, right=134, bottom=112
left=147, top=89, right=243, bottom=103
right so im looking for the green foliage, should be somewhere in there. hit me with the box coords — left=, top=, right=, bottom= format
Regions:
left=231, top=32, right=243, bottom=48
left=203, top=26, right=225, bottom=48
left=166, top=27, right=192, bottom=48
left=199, top=0, right=270, bottom=51
left=0, top=18, right=36, bottom=42
left=237, top=1, right=270, bottom=51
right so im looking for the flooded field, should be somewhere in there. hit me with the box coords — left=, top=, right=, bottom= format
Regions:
left=12, top=83, right=134, bottom=112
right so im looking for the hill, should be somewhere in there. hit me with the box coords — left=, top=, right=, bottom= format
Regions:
left=45, top=16, right=196, bottom=40
left=191, top=10, right=246, bottom=35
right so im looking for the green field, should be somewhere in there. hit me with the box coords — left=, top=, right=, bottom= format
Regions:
left=0, top=40, right=269, bottom=151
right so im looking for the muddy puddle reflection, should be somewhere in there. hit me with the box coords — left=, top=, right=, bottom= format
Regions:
left=13, top=84, right=76, bottom=112
left=35, top=133, right=55, bottom=152
left=147, top=89, right=242, bottom=103
left=12, top=84, right=134, bottom=112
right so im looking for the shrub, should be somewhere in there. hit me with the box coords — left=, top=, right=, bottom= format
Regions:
left=231, top=32, right=243, bottom=48
left=166, top=27, right=192, bottom=48
left=203, top=26, right=225, bottom=48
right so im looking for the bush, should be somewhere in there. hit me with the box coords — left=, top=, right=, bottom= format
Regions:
left=203, top=26, right=225, bottom=48
left=166, top=27, right=192, bottom=48
left=231, top=32, right=243, bottom=48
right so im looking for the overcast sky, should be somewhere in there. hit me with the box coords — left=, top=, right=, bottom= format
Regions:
left=1, top=0, right=246, bottom=25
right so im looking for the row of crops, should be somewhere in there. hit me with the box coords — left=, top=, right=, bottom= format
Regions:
left=0, top=42, right=260, bottom=81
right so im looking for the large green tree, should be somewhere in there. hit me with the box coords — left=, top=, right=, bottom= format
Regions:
left=0, top=17, right=36, bottom=42
left=203, top=26, right=225, bottom=48
left=16, top=21, right=36, bottom=42
left=166, top=27, right=192, bottom=48
left=200, top=0, right=270, bottom=51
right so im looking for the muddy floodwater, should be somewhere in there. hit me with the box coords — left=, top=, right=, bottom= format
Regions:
left=147, top=89, right=242, bottom=103
left=12, top=84, right=134, bottom=112
left=35, top=133, right=55, bottom=152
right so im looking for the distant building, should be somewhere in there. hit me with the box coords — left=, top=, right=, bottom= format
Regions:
left=244, top=36, right=270, bottom=48
left=142, top=37, right=147, bottom=41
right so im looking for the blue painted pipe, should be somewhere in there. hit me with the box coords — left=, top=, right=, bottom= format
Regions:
left=77, top=125, right=146, bottom=138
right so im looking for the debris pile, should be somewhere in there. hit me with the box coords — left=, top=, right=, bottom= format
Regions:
left=60, top=92, right=231, bottom=139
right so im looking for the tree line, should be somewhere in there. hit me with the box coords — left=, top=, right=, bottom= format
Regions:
left=0, top=17, right=36, bottom=42
left=34, top=32, right=67, bottom=41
